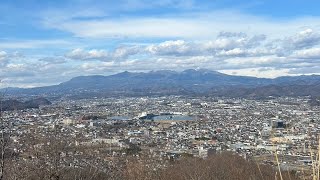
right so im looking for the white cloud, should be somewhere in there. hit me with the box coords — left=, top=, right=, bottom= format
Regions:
left=217, top=48, right=246, bottom=56
left=293, top=47, right=320, bottom=59
left=61, top=28, right=320, bottom=76
left=3, top=28, right=320, bottom=88
left=42, top=9, right=320, bottom=40
left=224, top=56, right=287, bottom=67
left=0, top=51, right=10, bottom=67
left=146, top=40, right=197, bottom=56
left=65, top=48, right=109, bottom=60
left=113, top=46, right=142, bottom=59
left=0, top=63, right=35, bottom=79
left=287, top=29, right=320, bottom=49
left=144, top=34, right=268, bottom=57
left=0, top=51, right=24, bottom=60
left=220, top=68, right=291, bottom=78
left=207, top=34, right=266, bottom=50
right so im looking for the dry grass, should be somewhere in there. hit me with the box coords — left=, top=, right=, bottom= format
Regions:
left=124, top=152, right=298, bottom=180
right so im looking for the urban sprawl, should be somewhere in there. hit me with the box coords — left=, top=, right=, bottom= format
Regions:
left=2, top=96, right=320, bottom=177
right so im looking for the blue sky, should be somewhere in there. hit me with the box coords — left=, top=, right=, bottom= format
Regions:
left=1, top=0, right=320, bottom=87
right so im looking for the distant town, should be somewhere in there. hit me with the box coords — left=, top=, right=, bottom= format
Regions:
left=1, top=95, right=319, bottom=178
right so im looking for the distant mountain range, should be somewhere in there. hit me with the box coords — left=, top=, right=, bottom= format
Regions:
left=2, top=69, right=320, bottom=98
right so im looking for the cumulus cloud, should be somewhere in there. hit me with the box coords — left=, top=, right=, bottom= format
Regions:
left=205, top=34, right=266, bottom=52
left=0, top=51, right=23, bottom=67
left=287, top=29, right=320, bottom=49
left=217, top=48, right=246, bottom=57
left=144, top=34, right=268, bottom=57
left=65, top=48, right=109, bottom=60
left=113, top=46, right=142, bottom=59
left=43, top=30, right=319, bottom=74
left=146, top=40, right=198, bottom=56
left=6, top=2, right=320, bottom=87
left=65, top=46, right=143, bottom=61
left=3, top=28, right=320, bottom=88
left=0, top=60, right=82, bottom=88
left=4, top=64, right=35, bottom=77
left=0, top=51, right=9, bottom=67
left=293, top=47, right=320, bottom=59
left=220, top=68, right=291, bottom=78
left=65, top=33, right=269, bottom=61
left=269, top=29, right=320, bottom=57
left=61, top=29, right=320, bottom=75
left=224, top=56, right=288, bottom=68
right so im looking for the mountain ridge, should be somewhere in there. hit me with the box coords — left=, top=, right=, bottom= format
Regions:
left=2, top=69, right=320, bottom=98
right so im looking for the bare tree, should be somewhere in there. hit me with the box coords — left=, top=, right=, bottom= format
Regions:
left=0, top=92, right=7, bottom=180
left=0, top=91, right=12, bottom=180
left=0, top=93, right=4, bottom=180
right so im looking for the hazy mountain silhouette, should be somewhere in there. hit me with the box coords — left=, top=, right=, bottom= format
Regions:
left=2, top=69, right=320, bottom=98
